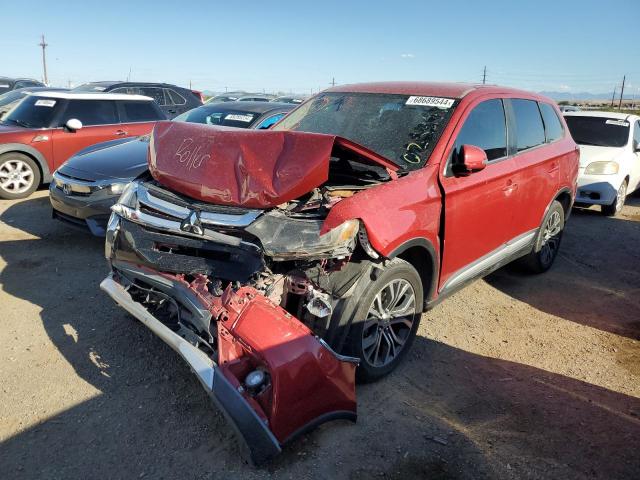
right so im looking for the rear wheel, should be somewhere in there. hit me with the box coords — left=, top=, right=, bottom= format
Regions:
left=519, top=200, right=565, bottom=274
left=0, top=153, right=41, bottom=200
left=601, top=180, right=627, bottom=217
left=344, top=258, right=423, bottom=383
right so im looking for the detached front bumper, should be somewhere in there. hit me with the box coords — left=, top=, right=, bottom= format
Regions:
left=100, top=268, right=358, bottom=465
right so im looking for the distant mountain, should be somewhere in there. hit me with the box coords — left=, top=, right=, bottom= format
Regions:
left=539, top=91, right=635, bottom=102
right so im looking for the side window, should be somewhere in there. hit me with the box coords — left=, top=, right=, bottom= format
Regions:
left=634, top=121, right=640, bottom=148
left=62, top=100, right=118, bottom=126
left=453, top=99, right=507, bottom=163
left=165, top=89, right=186, bottom=106
left=512, top=99, right=546, bottom=151
left=139, top=87, right=166, bottom=106
left=539, top=102, right=564, bottom=143
left=254, top=113, right=286, bottom=129
left=14, top=81, right=28, bottom=89
left=121, top=101, right=164, bottom=122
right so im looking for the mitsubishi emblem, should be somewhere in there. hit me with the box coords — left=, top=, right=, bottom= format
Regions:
left=180, top=210, right=204, bottom=235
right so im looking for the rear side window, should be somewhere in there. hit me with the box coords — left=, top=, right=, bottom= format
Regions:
left=121, top=101, right=164, bottom=122
left=453, top=99, right=507, bottom=161
left=62, top=100, right=118, bottom=126
left=512, top=99, right=545, bottom=151
left=539, top=103, right=564, bottom=142
left=165, top=89, right=186, bottom=105
left=634, top=121, right=640, bottom=147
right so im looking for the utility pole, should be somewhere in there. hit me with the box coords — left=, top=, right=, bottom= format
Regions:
left=618, top=75, right=626, bottom=111
left=482, top=66, right=487, bottom=84
left=611, top=86, right=617, bottom=107
left=39, top=34, right=48, bottom=85
left=331, top=77, right=336, bottom=87
left=127, top=66, right=131, bottom=81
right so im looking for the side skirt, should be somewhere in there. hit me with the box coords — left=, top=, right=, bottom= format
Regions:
left=425, top=229, right=537, bottom=310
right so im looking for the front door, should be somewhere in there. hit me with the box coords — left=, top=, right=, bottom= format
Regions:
left=438, top=98, right=521, bottom=291
left=51, top=99, right=123, bottom=167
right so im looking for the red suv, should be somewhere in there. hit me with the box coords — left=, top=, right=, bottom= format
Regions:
left=0, top=92, right=165, bottom=199
left=101, top=82, right=579, bottom=463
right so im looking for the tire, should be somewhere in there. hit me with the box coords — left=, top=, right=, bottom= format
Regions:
left=518, top=200, right=565, bottom=274
left=601, top=180, right=627, bottom=217
left=0, top=153, right=41, bottom=200
left=343, top=258, right=423, bottom=383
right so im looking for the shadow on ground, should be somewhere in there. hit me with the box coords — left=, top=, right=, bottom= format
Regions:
left=486, top=199, right=640, bottom=341
left=1, top=195, right=639, bottom=479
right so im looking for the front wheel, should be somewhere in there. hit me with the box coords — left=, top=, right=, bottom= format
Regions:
left=343, top=258, right=423, bottom=383
left=0, top=153, right=41, bottom=200
left=601, top=180, right=627, bottom=217
left=518, top=200, right=565, bottom=274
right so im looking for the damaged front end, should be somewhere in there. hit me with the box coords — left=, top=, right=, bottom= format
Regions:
left=102, top=125, right=397, bottom=464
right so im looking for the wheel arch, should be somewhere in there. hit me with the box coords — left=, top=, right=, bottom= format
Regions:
left=554, top=187, right=573, bottom=218
left=0, top=143, right=52, bottom=184
left=387, top=238, right=438, bottom=309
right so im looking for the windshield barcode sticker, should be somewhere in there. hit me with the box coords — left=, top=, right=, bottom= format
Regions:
left=406, top=96, right=454, bottom=109
left=605, top=119, right=629, bottom=127
left=35, top=99, right=56, bottom=107
left=225, top=114, right=254, bottom=122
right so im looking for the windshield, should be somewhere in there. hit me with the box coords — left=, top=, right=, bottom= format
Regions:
left=565, top=116, right=630, bottom=148
left=0, top=82, right=12, bottom=95
left=0, top=90, right=26, bottom=108
left=273, top=92, right=456, bottom=169
left=174, top=107, right=259, bottom=128
left=72, top=83, right=107, bottom=92
left=1, top=96, right=59, bottom=128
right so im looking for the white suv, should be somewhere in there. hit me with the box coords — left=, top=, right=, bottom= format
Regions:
left=564, top=111, right=640, bottom=216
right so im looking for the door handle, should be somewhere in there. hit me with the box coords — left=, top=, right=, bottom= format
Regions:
left=502, top=180, right=518, bottom=195
left=115, top=130, right=128, bottom=136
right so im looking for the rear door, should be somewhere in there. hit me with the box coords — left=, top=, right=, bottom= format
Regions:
left=50, top=99, right=122, bottom=167
left=507, top=99, right=561, bottom=235
left=438, top=97, right=521, bottom=290
left=116, top=100, right=164, bottom=136
left=164, top=88, right=190, bottom=118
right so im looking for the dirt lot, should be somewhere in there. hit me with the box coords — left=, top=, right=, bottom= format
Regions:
left=0, top=190, right=639, bottom=480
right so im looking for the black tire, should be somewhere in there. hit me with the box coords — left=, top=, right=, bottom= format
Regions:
left=518, top=200, right=565, bottom=274
left=0, top=153, right=41, bottom=200
left=343, top=258, right=423, bottom=383
left=601, top=180, right=627, bottom=217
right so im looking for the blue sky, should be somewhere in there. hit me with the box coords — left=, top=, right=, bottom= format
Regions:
left=1, top=0, right=638, bottom=95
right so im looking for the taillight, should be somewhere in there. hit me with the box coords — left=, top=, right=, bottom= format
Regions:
left=192, top=90, right=204, bottom=103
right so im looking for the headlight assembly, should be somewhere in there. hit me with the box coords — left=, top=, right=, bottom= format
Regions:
left=246, top=211, right=358, bottom=260
left=108, top=182, right=129, bottom=195
left=584, top=161, right=619, bottom=175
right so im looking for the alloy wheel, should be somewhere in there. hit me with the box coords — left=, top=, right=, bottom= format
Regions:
left=615, top=182, right=627, bottom=213
left=539, top=210, right=562, bottom=266
left=362, top=278, right=416, bottom=368
left=0, top=159, right=35, bottom=194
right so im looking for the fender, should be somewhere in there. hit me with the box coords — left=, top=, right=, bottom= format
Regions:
left=0, top=143, right=53, bottom=183
left=543, top=186, right=574, bottom=224
left=387, top=237, right=439, bottom=306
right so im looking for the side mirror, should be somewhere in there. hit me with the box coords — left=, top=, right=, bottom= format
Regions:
left=65, top=118, right=83, bottom=132
left=454, top=144, right=487, bottom=176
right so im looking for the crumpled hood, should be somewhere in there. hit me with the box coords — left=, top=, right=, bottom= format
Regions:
left=578, top=145, right=624, bottom=168
left=59, top=136, right=150, bottom=181
left=148, top=121, right=397, bottom=209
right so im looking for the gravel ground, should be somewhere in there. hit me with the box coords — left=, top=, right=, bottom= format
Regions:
left=0, top=190, right=639, bottom=480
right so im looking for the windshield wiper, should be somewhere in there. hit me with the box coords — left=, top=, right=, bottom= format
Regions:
left=11, top=119, right=35, bottom=128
